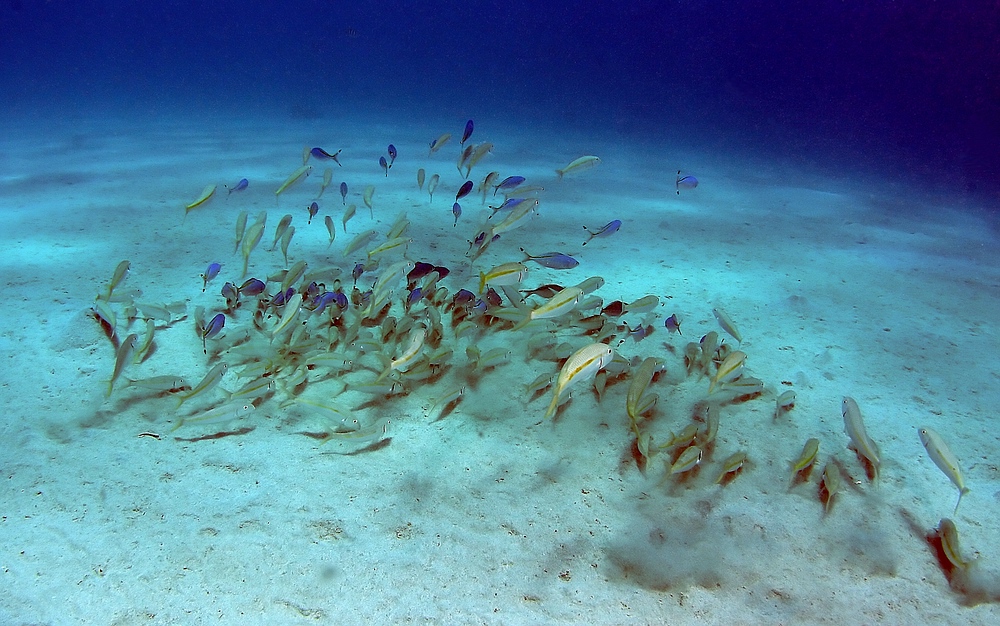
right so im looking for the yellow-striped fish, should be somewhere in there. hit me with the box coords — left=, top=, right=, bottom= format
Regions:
left=490, top=199, right=538, bottom=236
left=240, top=222, right=265, bottom=278
left=556, top=155, right=600, bottom=178
left=842, top=396, right=881, bottom=482
left=518, top=286, right=583, bottom=328
left=715, top=451, right=748, bottom=484
left=271, top=214, right=293, bottom=251
left=275, top=165, right=312, bottom=197
left=176, top=362, right=229, bottom=408
left=185, top=184, right=216, bottom=215
left=670, top=445, right=703, bottom=475
left=427, top=174, right=440, bottom=202
left=343, top=229, right=379, bottom=258
left=919, top=427, right=970, bottom=514
left=377, top=327, right=427, bottom=381
left=270, top=293, right=303, bottom=340
left=708, top=350, right=746, bottom=393
left=429, top=133, right=451, bottom=154
left=363, top=185, right=375, bottom=216
left=624, top=295, right=659, bottom=314
left=935, top=518, right=969, bottom=570
left=479, top=262, right=528, bottom=294
left=325, top=215, right=336, bottom=246
left=321, top=167, right=333, bottom=196
left=173, top=401, right=255, bottom=431
left=790, top=437, right=820, bottom=475
left=99, top=259, right=131, bottom=301
left=821, top=459, right=841, bottom=512
left=712, top=307, right=742, bottom=343
left=367, top=236, right=410, bottom=259
left=543, top=343, right=615, bottom=419
left=626, top=357, right=658, bottom=425
left=107, top=333, right=138, bottom=397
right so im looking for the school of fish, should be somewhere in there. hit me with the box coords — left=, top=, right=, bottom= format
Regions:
left=90, top=119, right=981, bottom=591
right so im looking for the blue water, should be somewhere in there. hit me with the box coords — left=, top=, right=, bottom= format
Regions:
left=3, top=3, right=1000, bottom=623
left=3, top=1, right=997, bottom=198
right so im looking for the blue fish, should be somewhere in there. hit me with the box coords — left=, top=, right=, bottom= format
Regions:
left=302, top=281, right=320, bottom=301
left=203, top=313, right=226, bottom=339
left=456, top=180, right=474, bottom=201
left=387, top=144, right=397, bottom=168
left=619, top=322, right=653, bottom=344
left=493, top=175, right=525, bottom=196
left=406, top=287, right=423, bottom=308
left=333, top=291, right=349, bottom=309
left=452, top=202, right=462, bottom=227
left=379, top=156, right=388, bottom=177
left=201, top=313, right=226, bottom=353
left=675, top=171, right=698, bottom=195
left=238, top=278, right=266, bottom=297
left=664, top=313, right=682, bottom=335
left=352, top=262, right=365, bottom=285
left=271, top=288, right=295, bottom=307
left=311, top=148, right=342, bottom=166
left=452, top=289, right=476, bottom=308
left=311, top=291, right=338, bottom=315
left=201, top=262, right=222, bottom=292
left=226, top=178, right=249, bottom=195
left=582, top=219, right=622, bottom=246
left=339, top=182, right=348, bottom=205
left=520, top=248, right=579, bottom=270
left=462, top=119, right=474, bottom=145
left=307, top=201, right=319, bottom=224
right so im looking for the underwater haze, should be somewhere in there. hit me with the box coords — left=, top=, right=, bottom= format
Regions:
left=3, top=1, right=999, bottom=192
left=2, top=1, right=1000, bottom=625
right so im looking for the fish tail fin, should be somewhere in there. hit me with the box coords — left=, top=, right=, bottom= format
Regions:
left=955, top=487, right=971, bottom=514
left=555, top=169, right=564, bottom=179
left=542, top=391, right=560, bottom=420
left=510, top=312, right=534, bottom=333
left=478, top=271, right=487, bottom=294
left=375, top=367, right=393, bottom=385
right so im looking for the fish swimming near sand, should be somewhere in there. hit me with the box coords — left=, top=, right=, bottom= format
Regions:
left=556, top=155, right=600, bottom=179
left=226, top=178, right=248, bottom=195
left=494, top=175, right=525, bottom=196
left=919, top=427, right=970, bottom=514
left=543, top=343, right=615, bottom=419
left=676, top=171, right=698, bottom=194
left=310, top=147, right=342, bottom=165
left=582, top=219, right=621, bottom=246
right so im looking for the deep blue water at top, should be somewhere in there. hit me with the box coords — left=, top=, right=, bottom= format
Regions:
left=1, top=0, right=998, bottom=202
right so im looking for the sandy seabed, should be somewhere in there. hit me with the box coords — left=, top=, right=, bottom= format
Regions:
left=1, top=112, right=998, bottom=625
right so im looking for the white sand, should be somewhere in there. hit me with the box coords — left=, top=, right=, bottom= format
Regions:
left=1, top=111, right=999, bottom=625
